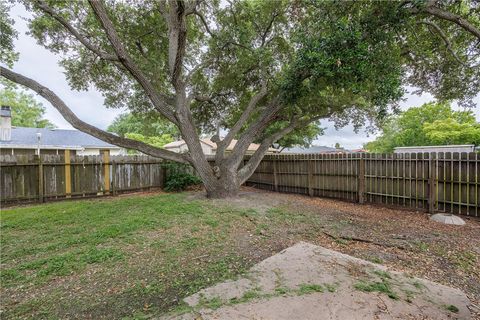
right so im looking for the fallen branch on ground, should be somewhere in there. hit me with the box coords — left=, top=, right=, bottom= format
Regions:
left=322, top=231, right=409, bottom=251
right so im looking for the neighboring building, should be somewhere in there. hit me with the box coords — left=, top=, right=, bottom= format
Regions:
left=350, top=148, right=367, bottom=153
left=164, top=139, right=217, bottom=155
left=163, top=138, right=279, bottom=155
left=0, top=106, right=124, bottom=156
left=281, top=145, right=348, bottom=154
left=394, top=145, right=477, bottom=154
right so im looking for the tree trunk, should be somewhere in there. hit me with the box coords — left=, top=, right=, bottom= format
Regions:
left=205, top=179, right=241, bottom=198
left=204, top=167, right=241, bottom=198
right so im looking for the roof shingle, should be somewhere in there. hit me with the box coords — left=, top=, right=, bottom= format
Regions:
left=0, top=127, right=119, bottom=149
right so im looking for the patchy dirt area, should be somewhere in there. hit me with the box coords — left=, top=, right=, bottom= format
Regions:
left=163, top=242, right=471, bottom=320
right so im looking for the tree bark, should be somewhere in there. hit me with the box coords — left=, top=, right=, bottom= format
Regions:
left=423, top=3, right=480, bottom=40
left=204, top=165, right=241, bottom=198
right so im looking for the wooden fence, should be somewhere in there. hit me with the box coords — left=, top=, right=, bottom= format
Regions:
left=245, top=153, right=479, bottom=217
left=1, top=152, right=479, bottom=217
left=0, top=154, right=165, bottom=204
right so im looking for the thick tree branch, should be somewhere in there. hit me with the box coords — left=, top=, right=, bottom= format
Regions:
left=88, top=0, right=178, bottom=125
left=418, top=20, right=465, bottom=65
left=192, top=94, right=212, bottom=102
left=216, top=82, right=268, bottom=163
left=260, top=10, right=281, bottom=46
left=34, top=0, right=119, bottom=62
left=0, top=67, right=189, bottom=163
left=185, top=0, right=204, bottom=16
left=154, top=2, right=216, bottom=186
left=238, top=114, right=326, bottom=184
left=423, top=2, right=480, bottom=40
left=87, top=1, right=200, bottom=174
left=227, top=98, right=282, bottom=168
left=193, top=10, right=214, bottom=37
left=238, top=122, right=296, bottom=184
left=166, top=0, right=188, bottom=89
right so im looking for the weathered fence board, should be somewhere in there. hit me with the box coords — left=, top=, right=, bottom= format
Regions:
left=0, top=155, right=164, bottom=204
left=1, top=152, right=478, bottom=217
left=245, top=152, right=479, bottom=217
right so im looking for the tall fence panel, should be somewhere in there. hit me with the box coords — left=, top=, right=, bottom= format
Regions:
left=0, top=155, right=39, bottom=202
left=245, top=152, right=479, bottom=217
left=1, top=152, right=478, bottom=216
left=363, top=153, right=431, bottom=210
left=0, top=155, right=165, bottom=204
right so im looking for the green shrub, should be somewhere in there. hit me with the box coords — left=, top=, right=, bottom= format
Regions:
left=164, top=172, right=202, bottom=191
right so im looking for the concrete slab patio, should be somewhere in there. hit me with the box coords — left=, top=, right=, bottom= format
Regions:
left=162, top=242, right=471, bottom=320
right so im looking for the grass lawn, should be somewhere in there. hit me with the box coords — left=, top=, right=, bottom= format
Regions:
left=1, top=193, right=258, bottom=319
left=1, top=190, right=479, bottom=319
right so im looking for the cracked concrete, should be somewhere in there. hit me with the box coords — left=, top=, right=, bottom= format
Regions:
left=161, top=242, right=471, bottom=320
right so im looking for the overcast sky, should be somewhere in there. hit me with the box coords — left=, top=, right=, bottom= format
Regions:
left=3, top=4, right=479, bottom=150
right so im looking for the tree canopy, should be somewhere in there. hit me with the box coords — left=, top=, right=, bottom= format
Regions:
left=1, top=0, right=479, bottom=197
left=107, top=112, right=176, bottom=152
left=424, top=117, right=480, bottom=146
left=107, top=112, right=178, bottom=137
left=0, top=87, right=56, bottom=128
left=364, top=102, right=479, bottom=152
left=0, top=2, right=18, bottom=68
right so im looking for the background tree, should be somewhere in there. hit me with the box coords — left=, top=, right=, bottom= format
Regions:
left=0, top=87, right=56, bottom=128
left=1, top=0, right=479, bottom=197
left=424, top=118, right=480, bottom=145
left=0, top=1, right=18, bottom=68
left=107, top=112, right=177, bottom=153
left=107, top=112, right=179, bottom=138
left=123, top=133, right=173, bottom=153
left=364, top=102, right=479, bottom=152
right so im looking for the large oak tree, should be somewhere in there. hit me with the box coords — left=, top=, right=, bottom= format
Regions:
left=1, top=0, right=479, bottom=197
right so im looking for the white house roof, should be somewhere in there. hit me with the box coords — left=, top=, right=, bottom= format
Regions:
left=282, top=145, right=346, bottom=154
left=394, top=145, right=475, bottom=150
left=163, top=139, right=216, bottom=148
left=0, top=127, right=121, bottom=150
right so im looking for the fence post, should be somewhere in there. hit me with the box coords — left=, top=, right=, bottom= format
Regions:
left=161, top=163, right=167, bottom=189
left=358, top=153, right=365, bottom=204
left=38, top=155, right=44, bottom=203
left=103, top=151, right=110, bottom=194
left=148, top=157, right=154, bottom=191
left=64, top=149, right=71, bottom=198
left=273, top=157, right=279, bottom=192
left=308, top=155, right=314, bottom=197
left=428, top=153, right=436, bottom=213
left=111, top=160, right=116, bottom=196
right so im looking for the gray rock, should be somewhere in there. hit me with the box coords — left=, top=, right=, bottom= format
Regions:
left=430, top=213, right=466, bottom=225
